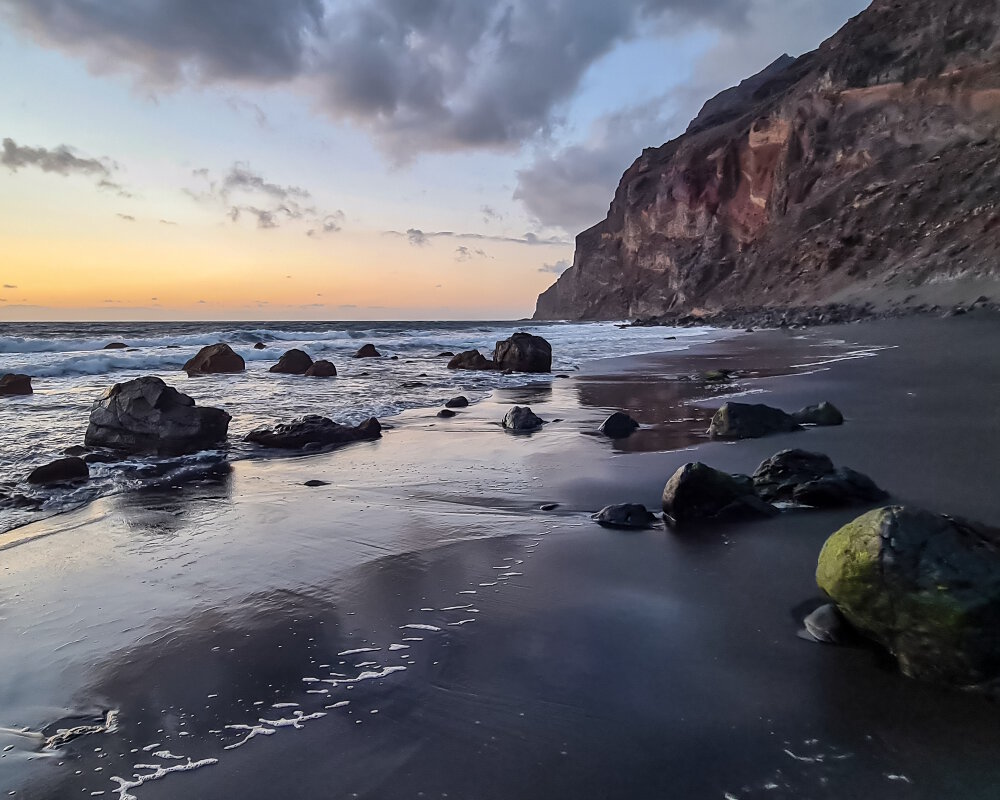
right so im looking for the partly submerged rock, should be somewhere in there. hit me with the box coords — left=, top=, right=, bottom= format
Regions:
left=303, top=479, right=330, bottom=487
left=183, top=343, right=245, bottom=375
left=84, top=376, right=231, bottom=455
left=245, top=415, right=381, bottom=449
left=253, top=342, right=267, bottom=350
left=305, top=360, right=337, bottom=377
left=708, top=402, right=801, bottom=439
left=0, top=373, right=32, bottom=396
left=269, top=349, right=314, bottom=375
left=102, top=342, right=128, bottom=350
left=437, top=351, right=455, bottom=358
left=817, top=506, right=1000, bottom=689
left=493, top=332, right=552, bottom=373
left=793, top=401, right=845, bottom=426
left=801, top=603, right=851, bottom=645
left=447, top=350, right=495, bottom=371
left=598, top=411, right=640, bottom=438
left=662, top=462, right=776, bottom=525
left=592, top=504, right=659, bottom=530
left=27, top=457, right=89, bottom=485
left=502, top=406, right=544, bottom=432
left=752, top=449, right=886, bottom=507
left=437, top=408, right=457, bottom=418
left=353, top=343, right=382, bottom=358
left=445, top=395, right=469, bottom=408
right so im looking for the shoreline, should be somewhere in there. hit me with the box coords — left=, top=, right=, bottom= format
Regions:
left=3, top=315, right=1000, bottom=799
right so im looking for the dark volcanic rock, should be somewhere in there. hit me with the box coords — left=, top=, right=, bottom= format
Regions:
left=793, top=402, right=845, bottom=426
left=592, top=504, right=659, bottom=530
left=533, top=1, right=1000, bottom=321
left=437, top=409, right=457, bottom=418
left=493, top=333, right=552, bottom=373
left=501, top=406, right=544, bottom=432
left=246, top=415, right=381, bottom=449
left=708, top=403, right=801, bottom=440
left=0, top=373, right=32, bottom=396
left=801, top=603, right=851, bottom=645
left=447, top=350, right=495, bottom=371
left=753, top=449, right=886, bottom=507
left=437, top=351, right=455, bottom=358
left=445, top=395, right=469, bottom=408
left=353, top=344, right=382, bottom=358
left=27, top=457, right=89, bottom=485
left=305, top=360, right=337, bottom=378
left=269, top=349, right=314, bottom=375
left=817, top=506, right=1000, bottom=689
left=253, top=342, right=267, bottom=350
left=662, top=462, right=776, bottom=525
left=598, top=411, right=640, bottom=438
left=84, top=376, right=231, bottom=455
left=102, top=342, right=128, bottom=350
left=303, top=479, right=330, bottom=487
left=183, top=343, right=246, bottom=375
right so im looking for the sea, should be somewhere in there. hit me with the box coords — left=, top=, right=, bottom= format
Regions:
left=0, top=319, right=723, bottom=533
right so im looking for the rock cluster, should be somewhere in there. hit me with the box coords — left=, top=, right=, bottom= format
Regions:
left=708, top=401, right=843, bottom=439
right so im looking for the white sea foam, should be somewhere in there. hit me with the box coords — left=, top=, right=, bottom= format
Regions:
left=399, top=624, right=441, bottom=632
left=110, top=757, right=218, bottom=800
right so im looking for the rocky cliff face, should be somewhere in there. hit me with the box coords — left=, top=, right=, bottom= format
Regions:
left=534, top=0, right=1000, bottom=320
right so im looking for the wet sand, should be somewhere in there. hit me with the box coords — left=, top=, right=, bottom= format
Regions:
left=2, top=315, right=1000, bottom=799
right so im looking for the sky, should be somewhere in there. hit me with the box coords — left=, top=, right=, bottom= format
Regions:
left=0, top=0, right=868, bottom=321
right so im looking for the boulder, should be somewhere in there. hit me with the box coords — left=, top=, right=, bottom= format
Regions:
left=592, top=504, right=659, bottom=530
left=183, top=343, right=246, bottom=375
left=102, top=342, right=128, bottom=350
left=598, top=411, right=640, bottom=438
left=793, top=401, right=844, bottom=426
left=253, top=342, right=267, bottom=350
left=305, top=360, right=337, bottom=378
left=707, top=402, right=801, bottom=439
left=817, top=506, right=1000, bottom=688
left=437, top=351, right=455, bottom=358
left=245, top=415, right=381, bottom=449
left=84, top=376, right=231, bottom=455
left=27, top=457, right=89, bottom=485
left=0, top=373, right=32, bottom=396
left=752, top=449, right=886, bottom=507
left=353, top=343, right=382, bottom=358
left=269, top=349, right=314, bottom=375
left=493, top=333, right=552, bottom=373
left=502, top=406, right=544, bottom=432
left=445, top=395, right=469, bottom=408
left=437, top=409, right=457, bottom=418
left=447, top=350, right=495, bottom=371
left=662, top=462, right=776, bottom=524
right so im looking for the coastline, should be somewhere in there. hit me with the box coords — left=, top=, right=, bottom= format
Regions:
left=3, top=313, right=1000, bottom=799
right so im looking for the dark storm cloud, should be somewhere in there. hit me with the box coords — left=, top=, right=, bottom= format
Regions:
left=2, top=136, right=110, bottom=176
left=0, top=0, right=743, bottom=155
left=0, top=0, right=325, bottom=84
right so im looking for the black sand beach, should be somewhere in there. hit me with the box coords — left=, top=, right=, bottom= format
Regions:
left=3, top=315, right=1000, bottom=799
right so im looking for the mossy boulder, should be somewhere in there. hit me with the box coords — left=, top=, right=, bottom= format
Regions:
left=817, top=506, right=1000, bottom=689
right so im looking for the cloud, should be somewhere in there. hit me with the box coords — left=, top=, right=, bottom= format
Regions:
left=116, top=213, right=135, bottom=221
left=187, top=162, right=346, bottom=233
left=307, top=210, right=345, bottom=237
left=390, top=228, right=569, bottom=247
left=0, top=0, right=749, bottom=157
left=159, top=219, right=178, bottom=225
left=454, top=245, right=489, bottom=262
left=515, top=95, right=679, bottom=233
left=538, top=259, right=571, bottom=274
left=3, top=284, right=16, bottom=289
left=480, top=205, right=501, bottom=224
left=2, top=136, right=110, bottom=176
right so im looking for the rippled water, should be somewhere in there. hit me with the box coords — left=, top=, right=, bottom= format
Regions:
left=0, top=319, right=727, bottom=531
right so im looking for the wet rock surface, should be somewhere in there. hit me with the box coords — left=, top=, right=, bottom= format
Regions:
left=183, top=343, right=246, bottom=375
left=662, top=462, right=777, bottom=525
left=708, top=402, right=801, bottom=440
left=501, top=406, right=544, bottom=432
left=493, top=333, right=552, bottom=373
left=245, top=415, right=381, bottom=450
left=269, top=349, right=314, bottom=375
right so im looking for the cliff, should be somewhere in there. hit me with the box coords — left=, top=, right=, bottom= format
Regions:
left=534, top=0, right=1000, bottom=320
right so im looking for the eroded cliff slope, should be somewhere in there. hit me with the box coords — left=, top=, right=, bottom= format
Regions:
left=534, top=0, right=1000, bottom=320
